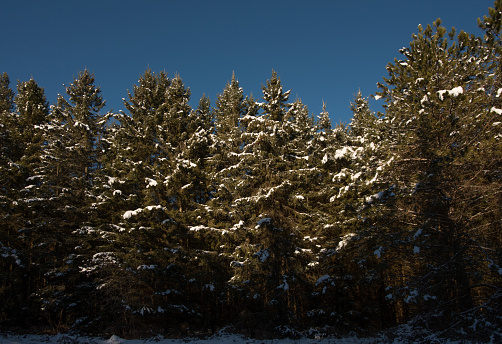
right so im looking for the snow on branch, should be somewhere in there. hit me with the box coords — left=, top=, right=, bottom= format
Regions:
left=123, top=205, right=165, bottom=219
left=437, top=86, right=463, bottom=101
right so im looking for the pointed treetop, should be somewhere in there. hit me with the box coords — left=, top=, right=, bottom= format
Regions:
left=15, top=79, right=49, bottom=126
left=0, top=72, right=14, bottom=114
left=261, top=70, right=291, bottom=122
left=317, top=100, right=332, bottom=132
left=215, top=72, right=245, bottom=137
left=61, top=69, right=105, bottom=116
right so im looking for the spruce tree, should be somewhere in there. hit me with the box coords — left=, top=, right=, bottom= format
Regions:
left=42, top=69, right=105, bottom=199
left=208, top=73, right=248, bottom=226
left=0, top=73, right=17, bottom=198
left=316, top=92, right=393, bottom=330
left=12, top=78, right=51, bottom=311
left=261, top=70, right=290, bottom=123
left=15, top=79, right=50, bottom=174
left=26, top=70, right=108, bottom=326
left=214, top=72, right=244, bottom=143
left=0, top=72, right=26, bottom=326
left=0, top=72, right=14, bottom=117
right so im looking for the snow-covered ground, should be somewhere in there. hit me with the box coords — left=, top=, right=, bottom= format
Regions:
left=0, top=333, right=384, bottom=344
left=0, top=332, right=485, bottom=344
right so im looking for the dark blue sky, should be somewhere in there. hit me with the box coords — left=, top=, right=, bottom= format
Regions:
left=1, top=0, right=494, bottom=125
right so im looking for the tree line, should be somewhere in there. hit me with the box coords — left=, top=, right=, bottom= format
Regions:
left=1, top=2, right=502, bottom=341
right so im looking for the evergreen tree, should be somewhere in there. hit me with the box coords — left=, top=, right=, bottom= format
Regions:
left=42, top=70, right=105, bottom=199
left=15, top=79, right=50, bottom=183
left=261, top=70, right=290, bottom=123
left=106, top=69, right=178, bottom=214
left=280, top=99, right=322, bottom=234
left=0, top=73, right=14, bottom=114
left=86, top=70, right=222, bottom=335
left=220, top=73, right=317, bottom=333
left=12, top=78, right=51, bottom=305
left=0, top=72, right=26, bottom=326
left=316, top=93, right=393, bottom=330
left=208, top=73, right=248, bottom=225
left=316, top=101, right=332, bottom=133
left=158, top=74, right=201, bottom=214
left=0, top=73, right=17, bottom=198
left=2, top=3, right=502, bottom=335
left=369, top=13, right=502, bottom=331
left=214, top=72, right=244, bottom=143
left=25, top=70, right=108, bottom=326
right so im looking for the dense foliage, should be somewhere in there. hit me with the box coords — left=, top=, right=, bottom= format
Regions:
left=1, top=2, right=502, bottom=341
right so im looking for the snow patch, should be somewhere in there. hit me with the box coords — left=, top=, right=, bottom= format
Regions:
left=438, top=86, right=463, bottom=101
left=255, top=217, right=271, bottom=229
left=255, top=249, right=270, bottom=262
left=106, top=334, right=124, bottom=344
left=374, top=246, right=383, bottom=258
left=146, top=178, right=157, bottom=188
left=137, top=264, right=157, bottom=270
left=437, top=90, right=447, bottom=101
left=230, top=261, right=244, bottom=268
left=315, top=274, right=331, bottom=286
left=366, top=191, right=384, bottom=204
left=322, top=154, right=329, bottom=164
left=334, top=146, right=362, bottom=160
left=277, top=276, right=289, bottom=291
left=449, top=86, right=463, bottom=97
left=405, top=289, right=418, bottom=304
left=491, top=107, right=502, bottom=115
left=123, top=205, right=164, bottom=219
left=336, top=233, right=356, bottom=252
left=413, top=228, right=422, bottom=240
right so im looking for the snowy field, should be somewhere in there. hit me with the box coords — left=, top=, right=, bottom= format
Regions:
left=0, top=333, right=383, bottom=344
left=0, top=332, right=485, bottom=344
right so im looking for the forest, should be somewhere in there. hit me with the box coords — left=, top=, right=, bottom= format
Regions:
left=1, top=1, right=502, bottom=342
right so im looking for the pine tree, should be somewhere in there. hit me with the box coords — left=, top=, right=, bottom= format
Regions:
left=369, top=12, right=502, bottom=330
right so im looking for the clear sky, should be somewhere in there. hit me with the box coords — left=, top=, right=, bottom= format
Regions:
left=1, top=0, right=495, bottom=125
